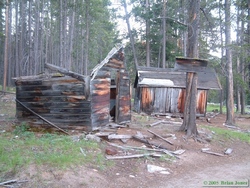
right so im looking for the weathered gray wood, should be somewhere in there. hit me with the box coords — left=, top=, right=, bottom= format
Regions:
left=149, top=120, right=165, bottom=127
left=108, top=134, right=132, bottom=140
left=106, top=142, right=176, bottom=158
left=106, top=153, right=162, bottom=160
left=115, top=71, right=131, bottom=123
left=16, top=95, right=89, bottom=102
left=18, top=102, right=90, bottom=109
left=147, top=129, right=173, bottom=145
left=91, top=44, right=123, bottom=80
left=201, top=150, right=225, bottom=157
left=45, top=63, right=87, bottom=82
left=16, top=99, right=69, bottom=135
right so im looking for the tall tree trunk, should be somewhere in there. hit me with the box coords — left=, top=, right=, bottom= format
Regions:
left=248, top=0, right=250, bottom=90
left=15, top=0, right=20, bottom=77
left=68, top=0, right=75, bottom=70
left=40, top=0, right=45, bottom=73
left=145, top=0, right=150, bottom=67
left=81, top=28, right=85, bottom=74
left=60, top=0, right=63, bottom=67
left=179, top=0, right=200, bottom=137
left=219, top=0, right=224, bottom=114
left=236, top=6, right=241, bottom=112
left=84, top=0, right=90, bottom=75
left=122, top=0, right=138, bottom=69
left=28, top=0, right=32, bottom=74
left=8, top=2, right=12, bottom=86
left=240, top=4, right=246, bottom=115
left=225, top=0, right=235, bottom=126
left=3, top=0, right=9, bottom=92
left=19, top=0, right=25, bottom=75
left=186, top=0, right=200, bottom=58
left=162, top=0, right=166, bottom=68
left=34, top=1, right=40, bottom=75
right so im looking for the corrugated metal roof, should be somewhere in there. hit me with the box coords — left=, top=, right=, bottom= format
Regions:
left=135, top=66, right=222, bottom=90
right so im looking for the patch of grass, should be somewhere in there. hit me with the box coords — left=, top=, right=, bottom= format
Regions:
left=0, top=124, right=109, bottom=179
left=206, top=103, right=226, bottom=113
left=0, top=85, right=16, bottom=92
left=204, top=126, right=250, bottom=143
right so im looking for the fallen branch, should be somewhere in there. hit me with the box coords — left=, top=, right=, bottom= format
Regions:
left=106, top=142, right=177, bottom=158
left=149, top=120, right=164, bottom=127
left=0, top=179, right=29, bottom=187
left=0, top=179, right=18, bottom=186
left=201, top=150, right=225, bottom=157
left=150, top=120, right=182, bottom=127
left=147, top=129, right=173, bottom=145
left=106, top=153, right=162, bottom=160
left=132, top=135, right=172, bottom=152
left=108, top=134, right=132, bottom=140
left=16, top=99, right=69, bottom=135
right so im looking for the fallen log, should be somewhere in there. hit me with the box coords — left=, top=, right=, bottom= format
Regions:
left=132, top=135, right=171, bottom=151
left=106, top=153, right=162, bottom=160
left=147, top=129, right=173, bottom=145
left=201, top=149, right=225, bottom=157
left=16, top=99, right=69, bottom=135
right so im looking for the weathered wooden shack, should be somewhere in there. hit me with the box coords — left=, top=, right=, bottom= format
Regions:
left=134, top=65, right=221, bottom=116
left=14, top=45, right=131, bottom=132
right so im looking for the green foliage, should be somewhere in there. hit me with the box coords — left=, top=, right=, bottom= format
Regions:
left=206, top=103, right=226, bottom=113
left=128, top=0, right=186, bottom=67
left=204, top=126, right=250, bottom=143
left=0, top=128, right=108, bottom=179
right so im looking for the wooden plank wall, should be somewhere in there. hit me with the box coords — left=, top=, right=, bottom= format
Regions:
left=15, top=76, right=91, bottom=130
left=134, top=87, right=207, bottom=115
left=115, top=71, right=131, bottom=123
left=90, top=68, right=110, bottom=130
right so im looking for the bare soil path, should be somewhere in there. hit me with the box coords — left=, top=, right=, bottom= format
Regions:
left=0, top=94, right=250, bottom=188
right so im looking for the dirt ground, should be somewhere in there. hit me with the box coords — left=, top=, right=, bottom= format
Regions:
left=0, top=93, right=250, bottom=188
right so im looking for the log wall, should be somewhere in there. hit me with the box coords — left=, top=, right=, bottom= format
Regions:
left=15, top=75, right=91, bottom=131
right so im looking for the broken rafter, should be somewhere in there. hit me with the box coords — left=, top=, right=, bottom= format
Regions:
left=91, top=44, right=123, bottom=80
left=45, top=63, right=87, bottom=82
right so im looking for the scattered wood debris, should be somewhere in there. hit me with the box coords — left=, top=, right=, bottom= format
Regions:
left=108, top=134, right=132, bottom=140
left=149, top=120, right=182, bottom=127
left=147, top=164, right=170, bottom=174
left=106, top=153, right=162, bottom=160
left=147, top=129, right=173, bottom=145
left=0, top=179, right=28, bottom=187
left=201, top=148, right=225, bottom=157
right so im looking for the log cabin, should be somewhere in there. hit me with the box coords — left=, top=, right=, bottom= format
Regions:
left=14, top=45, right=131, bottom=132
